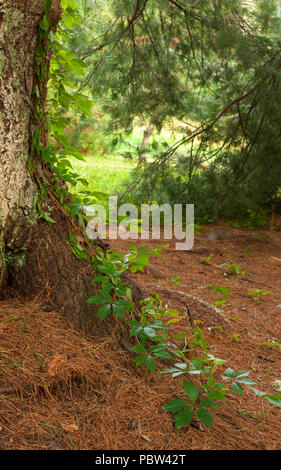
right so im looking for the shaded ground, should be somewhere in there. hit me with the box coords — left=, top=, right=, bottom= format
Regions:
left=0, top=221, right=280, bottom=450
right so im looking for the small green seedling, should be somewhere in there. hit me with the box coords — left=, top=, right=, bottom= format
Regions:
left=163, top=361, right=269, bottom=430
left=172, top=277, right=182, bottom=286
left=229, top=333, right=241, bottom=343
left=164, top=379, right=219, bottom=430
left=207, top=285, right=230, bottom=297
left=246, top=289, right=271, bottom=303
left=212, top=299, right=227, bottom=309
left=226, top=263, right=247, bottom=277
left=206, top=285, right=230, bottom=312
left=201, top=254, right=213, bottom=265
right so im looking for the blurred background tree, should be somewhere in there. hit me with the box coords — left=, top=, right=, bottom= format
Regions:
left=59, top=0, right=281, bottom=225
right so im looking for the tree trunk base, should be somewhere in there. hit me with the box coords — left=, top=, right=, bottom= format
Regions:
left=6, top=212, right=143, bottom=346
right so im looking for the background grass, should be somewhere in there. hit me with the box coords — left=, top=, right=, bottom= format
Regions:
left=69, top=154, right=136, bottom=196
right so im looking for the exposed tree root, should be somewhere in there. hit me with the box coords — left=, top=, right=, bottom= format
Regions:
left=153, top=285, right=231, bottom=326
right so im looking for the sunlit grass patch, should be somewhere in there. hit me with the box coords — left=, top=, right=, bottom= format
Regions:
left=69, top=154, right=136, bottom=196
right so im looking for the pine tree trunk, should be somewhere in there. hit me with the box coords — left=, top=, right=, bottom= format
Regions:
left=0, top=1, right=142, bottom=338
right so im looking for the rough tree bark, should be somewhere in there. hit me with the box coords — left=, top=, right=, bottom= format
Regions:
left=0, top=1, right=142, bottom=338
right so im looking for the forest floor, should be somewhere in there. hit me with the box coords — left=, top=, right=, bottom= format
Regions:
left=0, top=220, right=280, bottom=450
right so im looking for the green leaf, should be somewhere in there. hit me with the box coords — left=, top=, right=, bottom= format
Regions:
left=264, top=397, right=281, bottom=408
left=40, top=15, right=50, bottom=32
left=130, top=345, right=146, bottom=353
left=211, top=286, right=230, bottom=297
left=235, top=377, right=256, bottom=385
left=159, top=367, right=186, bottom=377
left=145, top=355, right=156, bottom=374
left=40, top=212, right=56, bottom=225
left=191, top=358, right=204, bottom=369
left=87, top=295, right=103, bottom=304
left=44, top=0, right=52, bottom=13
left=249, top=387, right=266, bottom=397
left=112, top=303, right=124, bottom=319
left=231, top=382, right=243, bottom=396
left=130, top=325, right=143, bottom=337
left=189, top=368, right=210, bottom=375
left=99, top=288, right=112, bottom=303
left=207, top=356, right=227, bottom=368
left=147, top=322, right=166, bottom=330
left=153, top=350, right=173, bottom=360
left=135, top=354, right=146, bottom=367
left=174, top=407, right=193, bottom=429
left=199, top=399, right=218, bottom=409
left=207, top=390, right=226, bottom=401
left=174, top=362, right=188, bottom=370
left=164, top=399, right=189, bottom=413
left=61, top=0, right=78, bottom=10
left=233, top=370, right=250, bottom=379
left=69, top=58, right=86, bottom=76
left=143, top=327, right=156, bottom=338
left=97, top=303, right=111, bottom=321
left=183, top=380, right=199, bottom=403
left=115, top=298, right=131, bottom=310
left=92, top=275, right=106, bottom=283
left=173, top=350, right=186, bottom=360
left=222, top=367, right=235, bottom=378
left=197, top=408, right=213, bottom=429
left=166, top=309, right=181, bottom=317
left=150, top=344, right=166, bottom=353
left=264, top=394, right=281, bottom=399
left=27, top=159, right=34, bottom=173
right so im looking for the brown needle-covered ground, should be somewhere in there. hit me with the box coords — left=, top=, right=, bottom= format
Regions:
left=0, top=220, right=280, bottom=450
